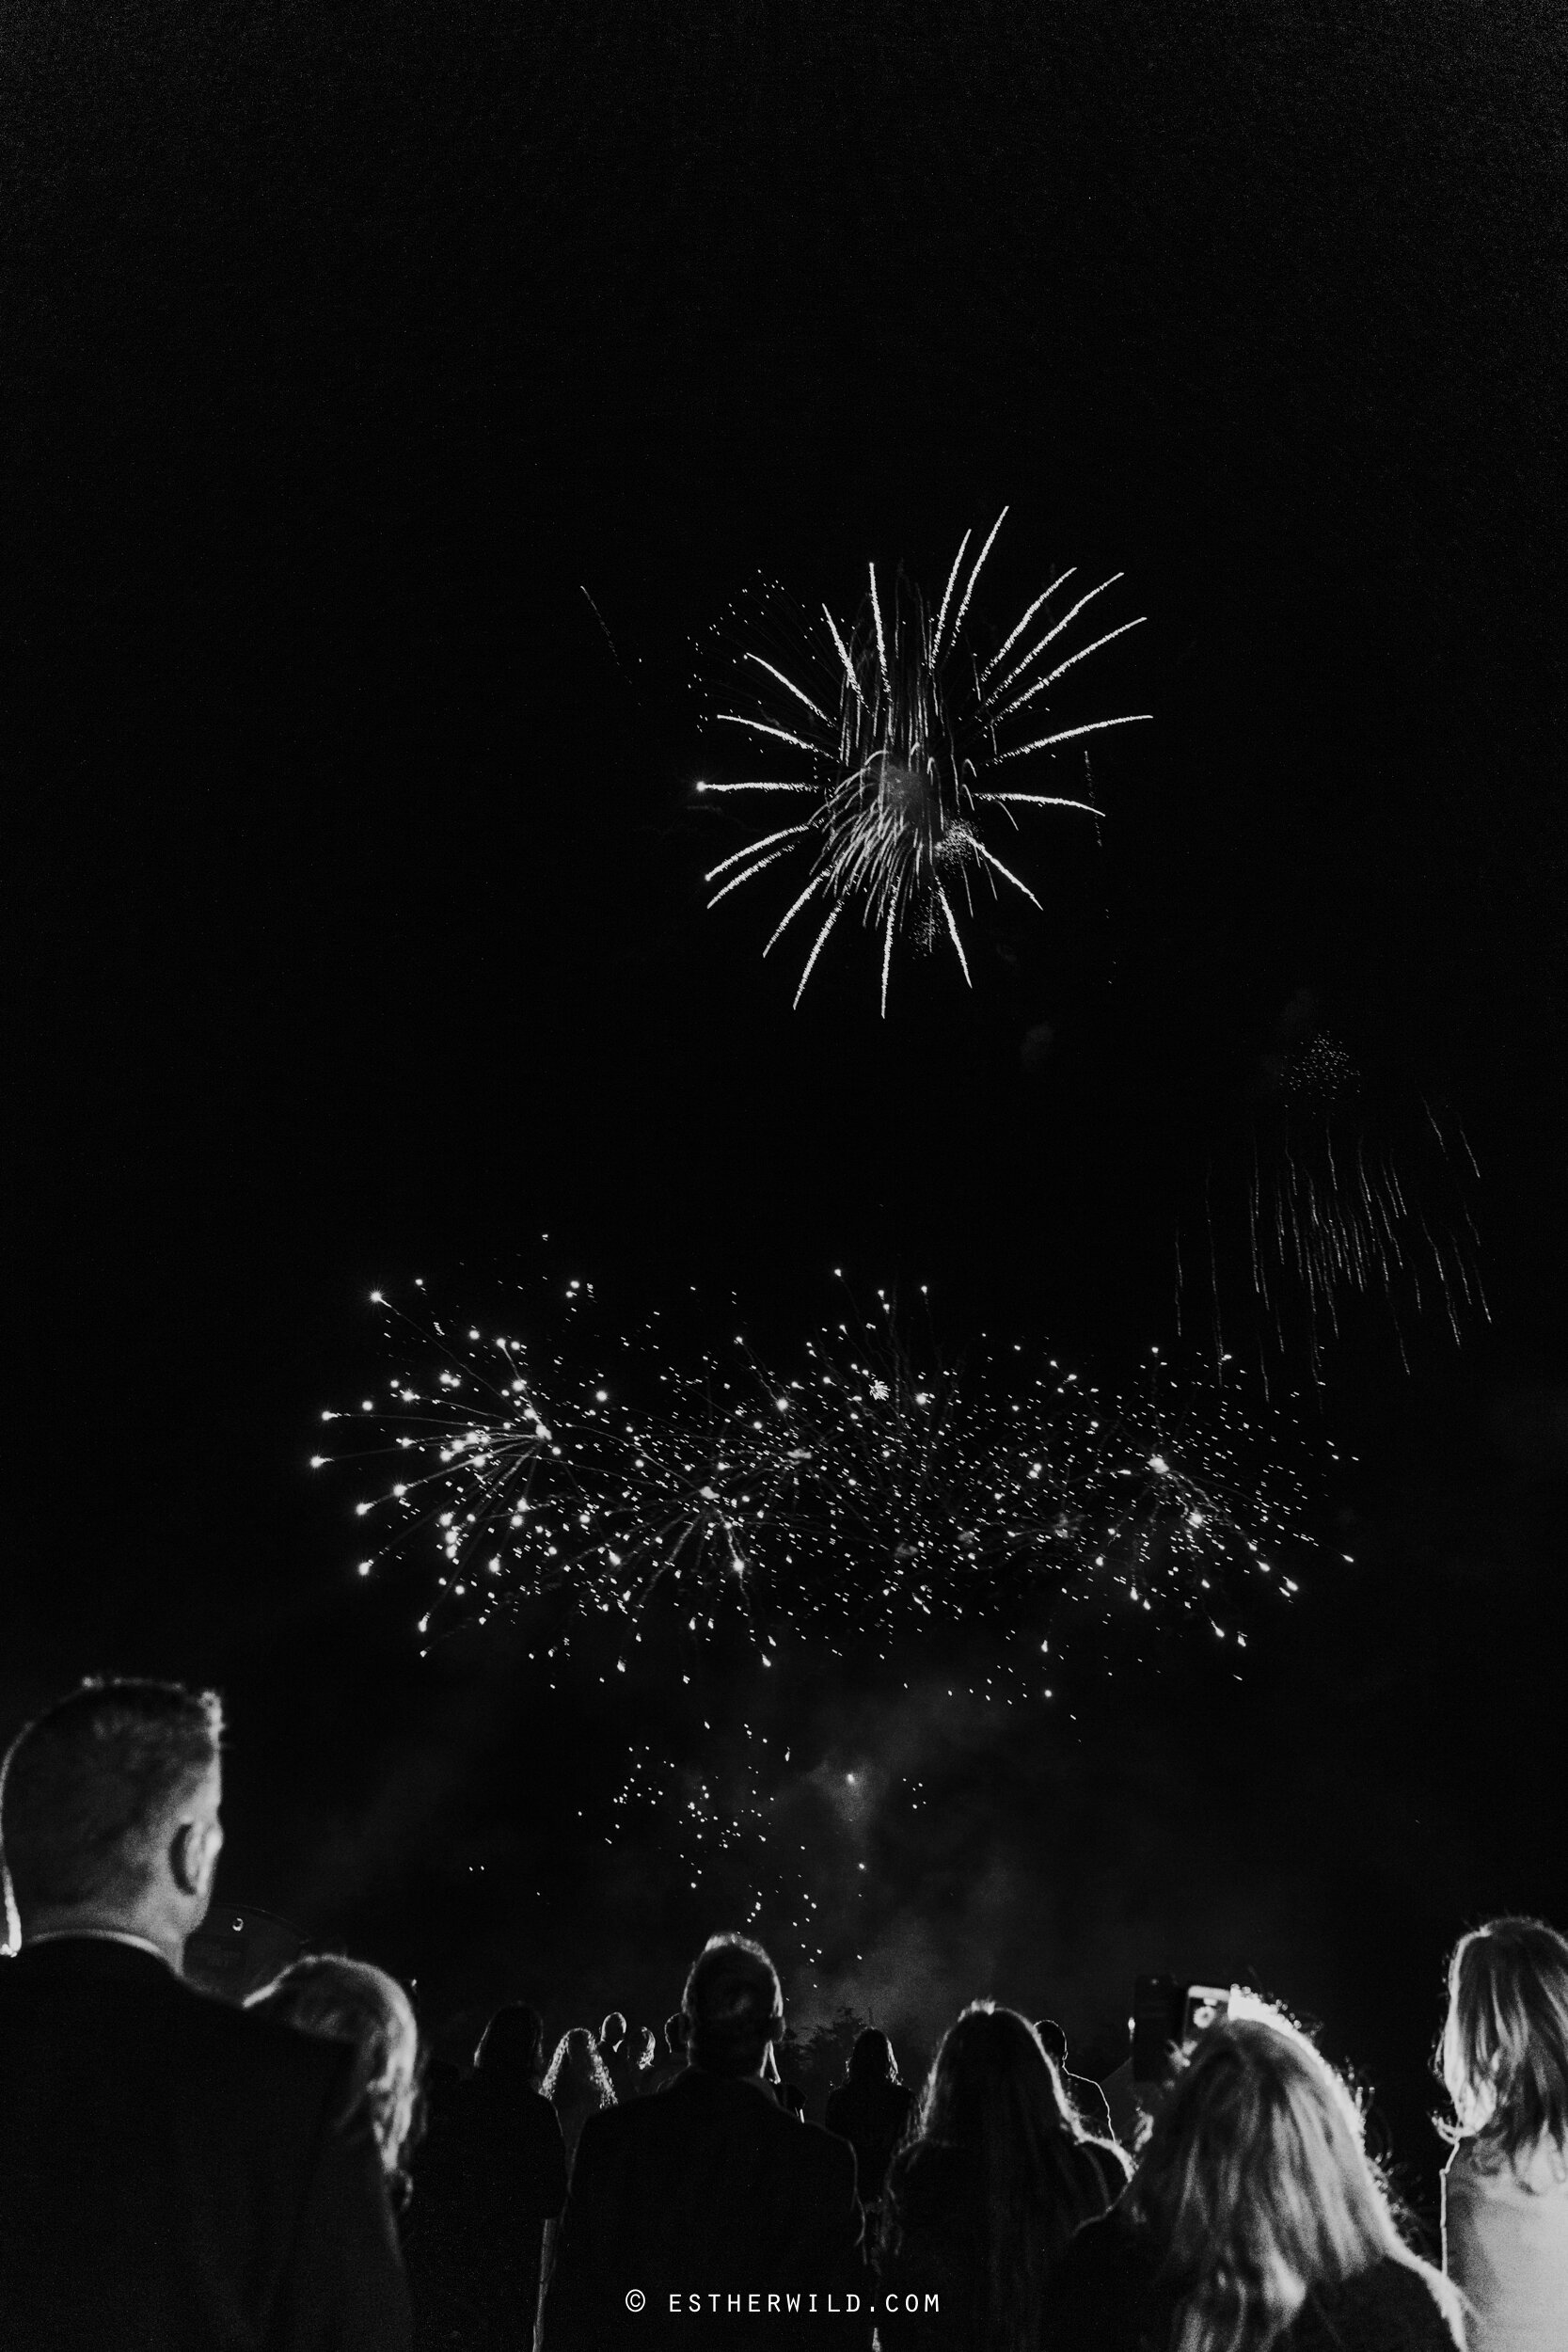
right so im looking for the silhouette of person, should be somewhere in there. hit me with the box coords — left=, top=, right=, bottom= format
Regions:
left=540, top=1933, right=868, bottom=2347
left=825, top=2030, right=913, bottom=2213
left=1045, top=2014, right=1460, bottom=2350
left=0, top=1677, right=410, bottom=2349
left=403, top=2001, right=567, bottom=2351
left=879, top=2003, right=1117, bottom=2348
left=1034, top=2016, right=1118, bottom=2158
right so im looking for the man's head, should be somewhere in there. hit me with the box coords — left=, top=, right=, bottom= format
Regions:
left=664, top=2009, right=687, bottom=2056
left=683, top=1934, right=784, bottom=2079
left=599, top=2010, right=627, bottom=2052
left=0, top=1679, right=225, bottom=1964
left=1035, top=2017, right=1069, bottom=2069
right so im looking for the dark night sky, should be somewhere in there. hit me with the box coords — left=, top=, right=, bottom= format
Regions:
left=5, top=0, right=1566, bottom=2219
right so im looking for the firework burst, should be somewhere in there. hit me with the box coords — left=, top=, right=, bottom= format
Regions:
left=694, top=512, right=1149, bottom=1010
left=315, top=1279, right=1310, bottom=1683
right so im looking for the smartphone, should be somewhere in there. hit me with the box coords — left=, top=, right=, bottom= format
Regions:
left=1132, top=1976, right=1234, bottom=2083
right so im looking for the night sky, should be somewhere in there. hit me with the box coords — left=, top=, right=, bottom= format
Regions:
left=6, top=0, right=1566, bottom=2229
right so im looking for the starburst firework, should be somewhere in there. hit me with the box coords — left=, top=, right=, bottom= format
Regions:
left=695, top=512, right=1149, bottom=1010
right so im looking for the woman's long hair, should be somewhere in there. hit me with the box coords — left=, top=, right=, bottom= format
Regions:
left=1128, top=2015, right=1459, bottom=2352
left=847, top=2027, right=900, bottom=2088
left=543, top=2025, right=615, bottom=2110
left=1440, top=1915, right=1568, bottom=2178
left=897, top=2003, right=1105, bottom=2352
left=473, top=2000, right=545, bottom=2090
left=250, top=1954, right=421, bottom=2204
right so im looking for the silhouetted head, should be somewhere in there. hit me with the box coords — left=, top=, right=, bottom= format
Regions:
left=1442, top=1916, right=1568, bottom=2169
left=545, top=2026, right=614, bottom=2107
left=1034, top=2018, right=1068, bottom=2069
left=906, top=2003, right=1101, bottom=2349
left=474, top=2001, right=546, bottom=2086
left=921, top=2003, right=1080, bottom=2152
left=1, top=1678, right=225, bottom=1967
left=848, top=2027, right=899, bottom=2087
left=683, top=1933, right=784, bottom=2078
left=599, top=2010, right=627, bottom=2052
left=664, top=2009, right=687, bottom=2056
left=250, top=1954, right=420, bottom=2194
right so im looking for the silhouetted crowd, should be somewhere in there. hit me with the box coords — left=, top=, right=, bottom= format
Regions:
left=4, top=1680, right=1568, bottom=2349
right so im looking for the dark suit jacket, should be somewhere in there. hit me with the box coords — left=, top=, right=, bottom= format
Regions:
left=404, top=2070, right=567, bottom=2350
left=0, top=1936, right=412, bottom=2352
left=824, top=2078, right=914, bottom=2206
left=539, top=2066, right=869, bottom=2350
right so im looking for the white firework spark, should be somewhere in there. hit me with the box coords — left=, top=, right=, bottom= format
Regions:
left=316, top=1280, right=1309, bottom=1677
left=696, top=512, right=1149, bottom=1011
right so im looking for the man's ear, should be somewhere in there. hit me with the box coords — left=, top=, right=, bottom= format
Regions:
left=169, top=1820, right=215, bottom=1899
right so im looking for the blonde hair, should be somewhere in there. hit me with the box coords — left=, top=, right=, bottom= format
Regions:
left=544, top=2025, right=615, bottom=2110
left=1441, top=1916, right=1568, bottom=2178
left=1128, top=2015, right=1458, bottom=2352
left=250, top=1954, right=420, bottom=2192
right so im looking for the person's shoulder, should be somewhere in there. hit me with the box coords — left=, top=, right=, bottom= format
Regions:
left=1074, top=2131, right=1132, bottom=2200
left=2, top=1942, right=343, bottom=2093
left=1309, top=2257, right=1455, bottom=2348
left=1052, top=2204, right=1145, bottom=2284
left=885, top=2137, right=973, bottom=2217
left=1042, top=2209, right=1157, bottom=2346
left=149, top=1969, right=361, bottom=2149
left=192, top=1979, right=354, bottom=2103
left=574, top=2079, right=659, bottom=2145
left=794, top=2109, right=856, bottom=2171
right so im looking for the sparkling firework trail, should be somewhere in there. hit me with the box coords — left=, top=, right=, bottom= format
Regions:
left=316, top=1279, right=1311, bottom=1684
left=314, top=1279, right=1328, bottom=1975
left=1184, top=1022, right=1487, bottom=1381
left=694, top=515, right=1149, bottom=1010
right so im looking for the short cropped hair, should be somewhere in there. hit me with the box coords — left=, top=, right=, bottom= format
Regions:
left=683, top=1933, right=784, bottom=2076
left=1034, top=2017, right=1069, bottom=2068
left=0, top=1678, right=223, bottom=1915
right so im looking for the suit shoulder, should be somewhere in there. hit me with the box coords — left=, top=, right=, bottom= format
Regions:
left=796, top=2113, right=858, bottom=2181
left=173, top=1976, right=353, bottom=2106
